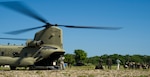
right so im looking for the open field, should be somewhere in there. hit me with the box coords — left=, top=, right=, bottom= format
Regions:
left=0, top=66, right=150, bottom=77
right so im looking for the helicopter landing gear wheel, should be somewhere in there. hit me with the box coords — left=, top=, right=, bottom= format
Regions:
left=10, top=66, right=16, bottom=70
left=29, top=66, right=35, bottom=70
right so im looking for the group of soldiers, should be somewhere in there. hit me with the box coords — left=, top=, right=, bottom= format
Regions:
left=124, top=61, right=150, bottom=69
left=95, top=57, right=150, bottom=70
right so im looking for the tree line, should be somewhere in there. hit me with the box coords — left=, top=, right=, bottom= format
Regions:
left=64, top=49, right=150, bottom=66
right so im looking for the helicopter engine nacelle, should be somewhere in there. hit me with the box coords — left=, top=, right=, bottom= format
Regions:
left=26, top=40, right=43, bottom=47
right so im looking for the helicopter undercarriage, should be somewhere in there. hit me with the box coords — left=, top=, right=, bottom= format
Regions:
left=29, top=52, right=65, bottom=70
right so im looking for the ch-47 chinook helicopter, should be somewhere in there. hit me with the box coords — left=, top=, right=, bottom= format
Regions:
left=0, top=1, right=121, bottom=70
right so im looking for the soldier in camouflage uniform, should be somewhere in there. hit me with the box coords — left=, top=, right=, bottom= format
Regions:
left=106, top=57, right=112, bottom=69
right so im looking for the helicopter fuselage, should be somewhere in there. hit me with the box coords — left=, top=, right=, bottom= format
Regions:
left=0, top=45, right=64, bottom=68
left=0, top=26, right=65, bottom=69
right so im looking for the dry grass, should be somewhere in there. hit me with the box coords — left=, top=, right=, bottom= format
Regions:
left=0, top=66, right=150, bottom=77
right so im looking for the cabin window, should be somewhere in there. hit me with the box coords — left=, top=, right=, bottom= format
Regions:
left=1, top=52, right=4, bottom=56
left=49, top=35, right=53, bottom=39
left=13, top=52, right=20, bottom=57
left=59, top=35, right=61, bottom=38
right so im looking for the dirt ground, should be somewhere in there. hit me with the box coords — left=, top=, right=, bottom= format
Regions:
left=0, top=69, right=150, bottom=77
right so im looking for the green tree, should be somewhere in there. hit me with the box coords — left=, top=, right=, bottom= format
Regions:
left=101, top=54, right=109, bottom=65
left=131, top=55, right=143, bottom=63
left=64, top=53, right=75, bottom=65
left=144, top=55, right=150, bottom=63
left=124, top=54, right=131, bottom=62
left=86, top=56, right=100, bottom=65
left=74, top=49, right=87, bottom=65
left=109, top=54, right=125, bottom=64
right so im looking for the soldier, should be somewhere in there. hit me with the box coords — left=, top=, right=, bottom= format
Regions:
left=106, top=57, right=112, bottom=69
left=124, top=61, right=129, bottom=69
left=116, top=59, right=121, bottom=70
left=95, top=57, right=103, bottom=69
left=58, top=55, right=65, bottom=70
left=99, top=57, right=103, bottom=69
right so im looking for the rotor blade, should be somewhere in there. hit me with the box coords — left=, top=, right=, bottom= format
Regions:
left=0, top=38, right=29, bottom=41
left=0, top=1, right=48, bottom=24
left=58, top=25, right=122, bottom=30
left=5, top=25, right=46, bottom=35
